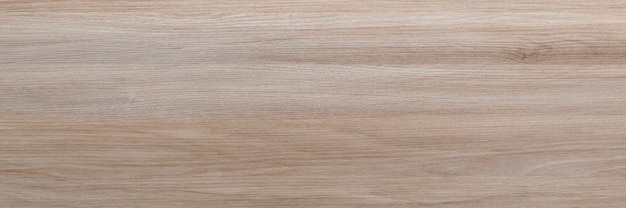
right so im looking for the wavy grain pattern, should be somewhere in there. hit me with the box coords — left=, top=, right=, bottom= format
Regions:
left=1, top=1, right=626, bottom=207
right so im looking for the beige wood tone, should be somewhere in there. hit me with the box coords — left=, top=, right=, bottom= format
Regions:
left=1, top=1, right=626, bottom=207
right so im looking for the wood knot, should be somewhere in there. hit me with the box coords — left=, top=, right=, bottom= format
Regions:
left=506, top=44, right=551, bottom=64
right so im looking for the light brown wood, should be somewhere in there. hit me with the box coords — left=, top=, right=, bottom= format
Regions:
left=1, top=1, right=626, bottom=207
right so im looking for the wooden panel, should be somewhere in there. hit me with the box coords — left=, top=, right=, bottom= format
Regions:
left=1, top=1, right=626, bottom=207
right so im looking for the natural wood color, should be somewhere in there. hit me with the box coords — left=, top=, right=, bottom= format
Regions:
left=1, top=1, right=626, bottom=207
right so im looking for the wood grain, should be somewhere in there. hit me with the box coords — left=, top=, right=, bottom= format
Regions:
left=1, top=1, right=626, bottom=207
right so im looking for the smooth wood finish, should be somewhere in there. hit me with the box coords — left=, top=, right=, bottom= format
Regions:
left=1, top=1, right=626, bottom=207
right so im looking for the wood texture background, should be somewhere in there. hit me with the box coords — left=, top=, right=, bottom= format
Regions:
left=2, top=1, right=626, bottom=207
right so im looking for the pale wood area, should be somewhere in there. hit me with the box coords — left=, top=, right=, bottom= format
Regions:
left=1, top=1, right=626, bottom=207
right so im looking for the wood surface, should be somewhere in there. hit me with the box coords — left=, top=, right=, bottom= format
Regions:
left=2, top=1, right=626, bottom=207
